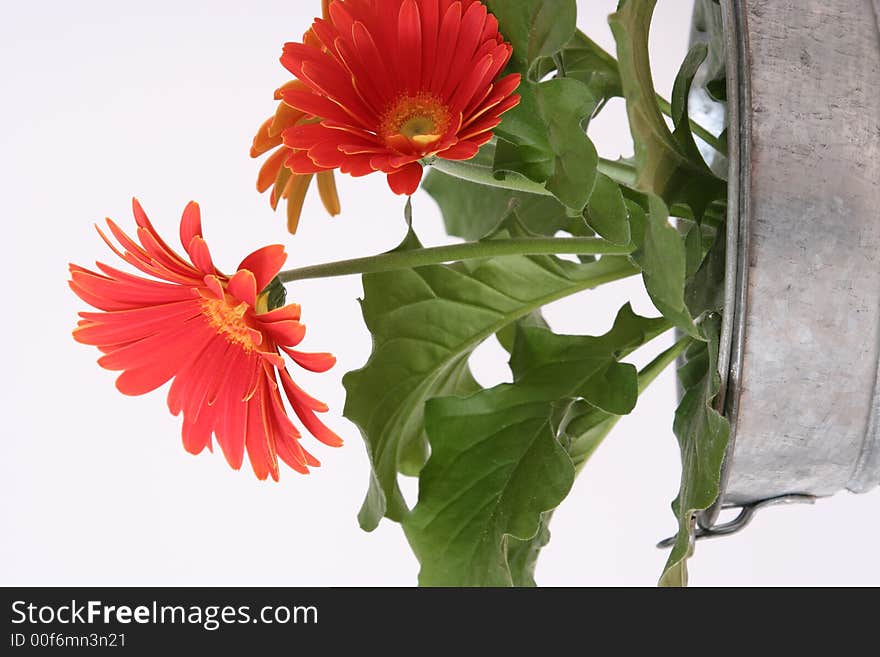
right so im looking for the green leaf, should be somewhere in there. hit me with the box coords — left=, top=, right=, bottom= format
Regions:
left=684, top=224, right=705, bottom=279
left=669, top=45, right=716, bottom=174
left=423, top=143, right=600, bottom=246
left=484, top=1, right=601, bottom=212
left=495, top=78, right=599, bottom=212
left=659, top=316, right=730, bottom=587
left=485, top=0, right=577, bottom=72
left=495, top=310, right=550, bottom=354
left=422, top=168, right=570, bottom=241
left=406, top=391, right=574, bottom=586
left=404, top=307, right=664, bottom=586
left=493, top=134, right=555, bottom=187
left=684, top=225, right=726, bottom=320
left=423, top=165, right=606, bottom=363
left=527, top=302, right=672, bottom=471
left=513, top=302, right=670, bottom=470
left=344, top=230, right=639, bottom=531
left=262, top=276, right=287, bottom=312
left=629, top=195, right=698, bottom=335
left=509, top=304, right=669, bottom=384
left=505, top=513, right=552, bottom=587
left=505, top=332, right=690, bottom=586
left=540, top=79, right=600, bottom=211
left=559, top=400, right=620, bottom=470
left=609, top=0, right=725, bottom=220
left=557, top=30, right=622, bottom=103
left=693, top=0, right=727, bottom=102
left=508, top=331, right=637, bottom=417
left=584, top=173, right=631, bottom=245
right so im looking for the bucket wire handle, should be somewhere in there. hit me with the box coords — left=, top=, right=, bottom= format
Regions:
left=656, top=494, right=817, bottom=549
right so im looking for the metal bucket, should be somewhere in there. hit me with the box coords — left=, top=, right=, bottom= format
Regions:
left=691, top=0, right=880, bottom=535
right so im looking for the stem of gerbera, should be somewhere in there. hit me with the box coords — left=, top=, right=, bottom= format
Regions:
left=429, top=156, right=638, bottom=194
left=278, top=237, right=634, bottom=282
left=635, top=334, right=694, bottom=395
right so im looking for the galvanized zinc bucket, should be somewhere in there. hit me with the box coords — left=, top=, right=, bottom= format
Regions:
left=689, top=0, right=880, bottom=538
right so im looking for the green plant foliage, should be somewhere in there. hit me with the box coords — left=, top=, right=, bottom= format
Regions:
left=494, top=78, right=600, bottom=212
left=628, top=195, right=698, bottom=335
left=485, top=0, right=578, bottom=74
left=344, top=227, right=639, bottom=531
left=405, top=385, right=575, bottom=586
left=493, top=87, right=558, bottom=183
left=693, top=0, right=727, bottom=102
left=404, top=306, right=668, bottom=585
left=489, top=330, right=689, bottom=587
left=627, top=191, right=728, bottom=585
left=424, top=149, right=628, bottom=248
left=554, top=30, right=623, bottom=105
left=422, top=169, right=571, bottom=241
left=659, top=317, right=730, bottom=587
left=505, top=514, right=552, bottom=587
left=585, top=173, right=631, bottom=245
left=538, top=79, right=600, bottom=211
left=338, top=0, right=733, bottom=587
left=262, top=276, right=287, bottom=312
left=481, top=0, right=601, bottom=213
left=684, top=224, right=706, bottom=279
left=608, top=1, right=733, bottom=586
left=560, top=400, right=620, bottom=470
left=610, top=0, right=724, bottom=220
left=684, top=225, right=726, bottom=320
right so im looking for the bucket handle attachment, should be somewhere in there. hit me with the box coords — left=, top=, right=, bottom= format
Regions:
left=656, top=494, right=817, bottom=549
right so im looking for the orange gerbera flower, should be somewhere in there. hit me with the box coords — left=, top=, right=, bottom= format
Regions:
left=251, top=94, right=342, bottom=235
left=252, top=0, right=342, bottom=234
left=69, top=199, right=342, bottom=480
left=276, top=0, right=521, bottom=196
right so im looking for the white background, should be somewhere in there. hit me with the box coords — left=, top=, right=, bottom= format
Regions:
left=2, top=0, right=878, bottom=587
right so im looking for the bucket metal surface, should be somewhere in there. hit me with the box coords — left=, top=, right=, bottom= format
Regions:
left=703, top=0, right=880, bottom=524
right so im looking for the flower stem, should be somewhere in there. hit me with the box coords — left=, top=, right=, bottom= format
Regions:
left=429, top=157, right=549, bottom=195
left=278, top=237, right=634, bottom=282
left=430, top=156, right=638, bottom=195
left=636, top=334, right=693, bottom=394
left=597, top=157, right=638, bottom=187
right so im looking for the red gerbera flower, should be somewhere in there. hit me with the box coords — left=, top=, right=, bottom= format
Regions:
left=69, top=199, right=342, bottom=480
left=277, top=0, right=521, bottom=196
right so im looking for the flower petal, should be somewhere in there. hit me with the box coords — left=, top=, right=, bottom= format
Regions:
left=70, top=201, right=341, bottom=480
left=386, top=162, right=424, bottom=195
left=227, top=269, right=258, bottom=307
left=179, top=201, right=202, bottom=252
left=237, top=245, right=287, bottom=292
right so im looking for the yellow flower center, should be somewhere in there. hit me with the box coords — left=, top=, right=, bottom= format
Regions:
left=380, top=92, right=451, bottom=150
left=201, top=296, right=258, bottom=351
